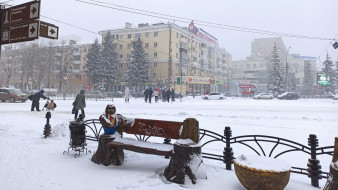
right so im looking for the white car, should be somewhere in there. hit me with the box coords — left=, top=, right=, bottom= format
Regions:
left=253, top=93, right=274, bottom=99
left=202, top=92, right=226, bottom=100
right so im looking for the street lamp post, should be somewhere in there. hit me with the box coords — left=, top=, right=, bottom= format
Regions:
left=285, top=47, right=291, bottom=91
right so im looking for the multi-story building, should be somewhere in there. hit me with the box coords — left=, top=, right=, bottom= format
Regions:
left=99, top=21, right=231, bottom=95
left=1, top=40, right=90, bottom=94
left=230, top=37, right=317, bottom=94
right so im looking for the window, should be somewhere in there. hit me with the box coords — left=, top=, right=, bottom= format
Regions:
left=145, top=43, right=149, bottom=48
left=127, top=34, right=131, bottom=39
left=153, top=62, right=158, bottom=67
left=176, top=53, right=178, bottom=58
left=119, top=54, right=123, bottom=59
left=145, top=32, right=149, bottom=38
left=154, top=42, right=158, bottom=47
left=154, top=52, right=157, bottom=58
left=127, top=54, right=131, bottom=58
left=119, top=45, right=123, bottom=50
left=176, top=33, right=179, bottom=38
left=154, top=31, right=158, bottom=37
left=127, top=43, right=131, bottom=49
left=119, top=35, right=123, bottom=40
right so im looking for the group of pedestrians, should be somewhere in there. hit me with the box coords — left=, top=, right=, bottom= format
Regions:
left=143, top=87, right=176, bottom=103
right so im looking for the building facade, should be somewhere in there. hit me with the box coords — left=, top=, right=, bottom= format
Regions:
left=100, top=21, right=231, bottom=95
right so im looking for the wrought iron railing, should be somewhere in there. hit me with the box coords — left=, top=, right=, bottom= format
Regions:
left=83, top=119, right=334, bottom=188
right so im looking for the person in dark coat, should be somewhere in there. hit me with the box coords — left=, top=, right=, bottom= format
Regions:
left=73, top=89, right=86, bottom=120
left=171, top=88, right=175, bottom=101
left=166, top=89, right=170, bottom=103
left=144, top=88, right=149, bottom=102
left=161, top=89, right=166, bottom=102
left=31, top=90, right=49, bottom=111
left=148, top=87, right=153, bottom=103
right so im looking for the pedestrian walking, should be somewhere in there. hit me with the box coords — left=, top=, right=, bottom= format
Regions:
left=161, top=89, right=166, bottom=102
left=73, top=89, right=86, bottom=120
left=166, top=89, right=170, bottom=103
left=148, top=87, right=153, bottom=103
left=30, top=90, right=49, bottom=111
left=144, top=88, right=149, bottom=102
left=154, top=89, right=159, bottom=103
left=171, top=88, right=175, bottom=101
left=124, top=87, right=130, bottom=103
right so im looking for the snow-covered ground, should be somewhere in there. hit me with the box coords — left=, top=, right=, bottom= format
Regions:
left=0, top=96, right=337, bottom=190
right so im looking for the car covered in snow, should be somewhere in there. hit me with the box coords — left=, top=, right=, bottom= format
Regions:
left=0, top=88, right=28, bottom=102
left=201, top=92, right=226, bottom=100
left=253, top=93, right=274, bottom=100
left=277, top=92, right=299, bottom=100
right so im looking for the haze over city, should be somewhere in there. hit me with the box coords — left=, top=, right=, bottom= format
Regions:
left=5, top=0, right=338, bottom=65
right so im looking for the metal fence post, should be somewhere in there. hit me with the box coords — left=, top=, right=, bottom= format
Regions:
left=307, top=134, right=322, bottom=187
left=223, top=126, right=234, bottom=170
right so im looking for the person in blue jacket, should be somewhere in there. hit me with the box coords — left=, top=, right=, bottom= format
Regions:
left=30, top=90, right=49, bottom=111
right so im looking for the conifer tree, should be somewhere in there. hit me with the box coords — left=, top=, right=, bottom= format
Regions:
left=126, top=37, right=148, bottom=88
left=268, top=44, right=285, bottom=95
left=101, top=32, right=119, bottom=92
left=302, top=63, right=314, bottom=95
left=85, top=39, right=102, bottom=88
left=321, top=54, right=334, bottom=94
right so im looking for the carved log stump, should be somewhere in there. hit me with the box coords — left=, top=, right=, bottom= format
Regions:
left=164, top=140, right=206, bottom=184
left=324, top=137, right=338, bottom=190
left=91, top=135, right=124, bottom=166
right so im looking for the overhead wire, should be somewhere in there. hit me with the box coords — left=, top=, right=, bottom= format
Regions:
left=76, top=0, right=333, bottom=41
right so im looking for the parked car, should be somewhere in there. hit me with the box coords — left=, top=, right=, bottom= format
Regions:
left=201, top=92, right=226, bottom=100
left=277, top=92, right=299, bottom=100
left=0, top=88, right=28, bottom=102
left=333, top=94, right=338, bottom=100
left=253, top=93, right=274, bottom=100
left=86, top=91, right=105, bottom=99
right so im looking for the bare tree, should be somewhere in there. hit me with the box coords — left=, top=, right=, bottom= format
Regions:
left=0, top=45, right=15, bottom=87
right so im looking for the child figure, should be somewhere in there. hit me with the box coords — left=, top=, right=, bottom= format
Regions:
left=99, top=104, right=119, bottom=135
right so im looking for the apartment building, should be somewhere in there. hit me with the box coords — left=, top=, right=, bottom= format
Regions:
left=230, top=37, right=317, bottom=94
left=99, top=21, right=231, bottom=94
left=1, top=40, right=90, bottom=94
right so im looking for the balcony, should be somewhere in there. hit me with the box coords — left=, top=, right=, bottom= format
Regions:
left=73, top=51, right=80, bottom=56
left=72, top=61, right=81, bottom=65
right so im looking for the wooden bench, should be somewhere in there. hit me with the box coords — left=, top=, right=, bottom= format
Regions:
left=92, top=116, right=205, bottom=184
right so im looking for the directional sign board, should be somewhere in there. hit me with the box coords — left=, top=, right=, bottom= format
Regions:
left=2, top=0, right=40, bottom=26
left=40, top=21, right=58, bottom=39
left=1, top=21, right=39, bottom=44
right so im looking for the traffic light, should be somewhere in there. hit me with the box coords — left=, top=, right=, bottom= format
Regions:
left=177, top=77, right=181, bottom=84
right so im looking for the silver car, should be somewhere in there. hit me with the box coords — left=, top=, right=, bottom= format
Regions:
left=253, top=93, right=274, bottom=100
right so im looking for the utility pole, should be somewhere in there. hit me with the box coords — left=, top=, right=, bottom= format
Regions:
left=168, top=24, right=172, bottom=87
left=285, top=47, right=291, bottom=91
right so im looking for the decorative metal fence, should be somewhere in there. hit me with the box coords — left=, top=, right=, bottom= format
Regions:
left=83, top=119, right=334, bottom=188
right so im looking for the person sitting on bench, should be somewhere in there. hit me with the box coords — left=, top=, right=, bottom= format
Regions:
left=99, top=104, right=119, bottom=135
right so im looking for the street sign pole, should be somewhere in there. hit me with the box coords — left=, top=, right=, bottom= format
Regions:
left=0, top=8, right=3, bottom=57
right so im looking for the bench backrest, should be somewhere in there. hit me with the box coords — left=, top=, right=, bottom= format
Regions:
left=119, top=117, right=200, bottom=143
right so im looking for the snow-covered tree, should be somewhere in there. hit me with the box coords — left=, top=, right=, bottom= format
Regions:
left=101, top=31, right=119, bottom=92
left=334, top=60, right=338, bottom=93
left=302, top=62, right=314, bottom=95
left=85, top=39, right=102, bottom=88
left=268, top=44, right=285, bottom=95
left=126, top=37, right=148, bottom=87
left=321, top=54, right=335, bottom=94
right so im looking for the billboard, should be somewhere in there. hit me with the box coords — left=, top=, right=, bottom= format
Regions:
left=317, top=73, right=331, bottom=85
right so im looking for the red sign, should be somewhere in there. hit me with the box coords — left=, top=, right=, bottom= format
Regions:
left=239, top=84, right=254, bottom=88
left=1, top=21, right=39, bottom=44
left=2, top=0, right=40, bottom=26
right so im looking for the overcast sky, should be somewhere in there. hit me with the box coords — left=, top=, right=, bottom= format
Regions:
left=8, top=0, right=338, bottom=64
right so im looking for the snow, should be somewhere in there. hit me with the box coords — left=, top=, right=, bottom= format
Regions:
left=235, top=154, right=291, bottom=172
left=113, top=137, right=173, bottom=152
left=0, top=97, right=337, bottom=190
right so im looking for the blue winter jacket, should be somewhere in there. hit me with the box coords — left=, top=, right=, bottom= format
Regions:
left=32, top=90, right=48, bottom=101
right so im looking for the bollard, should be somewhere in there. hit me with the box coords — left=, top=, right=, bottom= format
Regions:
left=43, top=111, right=51, bottom=138
left=307, top=134, right=322, bottom=187
left=223, top=126, right=234, bottom=170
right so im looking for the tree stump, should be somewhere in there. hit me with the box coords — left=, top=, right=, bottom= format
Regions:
left=164, top=140, right=206, bottom=184
left=324, top=137, right=338, bottom=190
left=91, top=135, right=124, bottom=166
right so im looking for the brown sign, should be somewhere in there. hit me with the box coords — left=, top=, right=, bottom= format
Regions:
left=126, top=118, right=183, bottom=139
left=1, top=21, right=39, bottom=44
left=40, top=21, right=58, bottom=39
left=2, top=0, right=40, bottom=26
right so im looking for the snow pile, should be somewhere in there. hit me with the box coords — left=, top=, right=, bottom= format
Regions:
left=235, top=154, right=291, bottom=172
left=50, top=122, right=69, bottom=140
